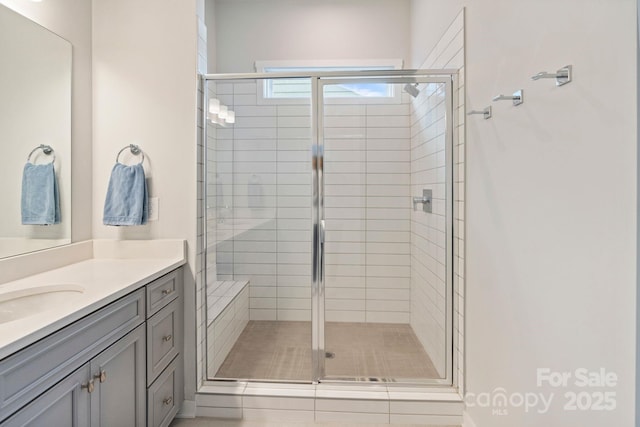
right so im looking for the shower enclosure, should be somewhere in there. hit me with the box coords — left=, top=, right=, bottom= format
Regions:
left=202, top=70, right=456, bottom=385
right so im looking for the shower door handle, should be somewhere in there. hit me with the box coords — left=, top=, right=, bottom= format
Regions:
left=319, top=219, right=325, bottom=283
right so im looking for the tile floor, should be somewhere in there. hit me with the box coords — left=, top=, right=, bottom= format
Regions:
left=170, top=419, right=459, bottom=427
left=213, top=321, right=439, bottom=381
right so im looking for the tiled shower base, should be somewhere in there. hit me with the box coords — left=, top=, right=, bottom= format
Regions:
left=194, top=383, right=463, bottom=425
left=214, top=321, right=440, bottom=382
left=197, top=321, right=461, bottom=425
left=173, top=417, right=460, bottom=427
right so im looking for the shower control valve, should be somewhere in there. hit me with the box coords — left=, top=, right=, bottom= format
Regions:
left=413, top=189, right=433, bottom=213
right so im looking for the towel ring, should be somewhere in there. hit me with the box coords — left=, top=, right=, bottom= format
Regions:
left=116, top=144, right=145, bottom=165
left=27, top=144, right=56, bottom=164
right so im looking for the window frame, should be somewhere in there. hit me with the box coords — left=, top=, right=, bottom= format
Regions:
left=254, top=59, right=404, bottom=105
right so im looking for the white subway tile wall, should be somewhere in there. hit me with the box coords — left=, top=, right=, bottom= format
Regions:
left=414, top=9, right=465, bottom=391
left=213, top=81, right=313, bottom=323
left=323, top=96, right=412, bottom=324
left=409, top=82, right=448, bottom=377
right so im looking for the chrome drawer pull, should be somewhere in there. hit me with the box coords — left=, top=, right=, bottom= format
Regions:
left=163, top=397, right=173, bottom=406
left=82, top=380, right=94, bottom=393
left=94, top=370, right=107, bottom=383
left=161, top=289, right=174, bottom=295
left=163, top=334, right=173, bottom=342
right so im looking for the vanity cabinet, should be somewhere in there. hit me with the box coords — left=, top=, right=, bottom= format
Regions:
left=0, top=267, right=183, bottom=427
left=2, top=364, right=91, bottom=426
left=90, top=324, right=146, bottom=427
left=145, top=270, right=183, bottom=427
left=3, top=325, right=145, bottom=427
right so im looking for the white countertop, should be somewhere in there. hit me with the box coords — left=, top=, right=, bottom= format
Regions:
left=0, top=240, right=186, bottom=360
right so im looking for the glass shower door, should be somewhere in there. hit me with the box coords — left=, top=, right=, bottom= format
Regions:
left=317, top=76, right=453, bottom=383
left=203, top=72, right=454, bottom=385
left=204, top=77, right=315, bottom=382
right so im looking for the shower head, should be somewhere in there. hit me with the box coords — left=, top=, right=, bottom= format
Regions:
left=403, top=83, right=420, bottom=98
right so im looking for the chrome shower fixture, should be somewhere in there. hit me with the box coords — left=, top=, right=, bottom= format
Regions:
left=403, top=83, right=420, bottom=98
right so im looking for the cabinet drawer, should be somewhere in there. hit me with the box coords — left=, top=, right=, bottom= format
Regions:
left=146, top=270, right=180, bottom=317
left=0, top=289, right=145, bottom=422
left=147, top=356, right=181, bottom=427
left=147, top=299, right=179, bottom=385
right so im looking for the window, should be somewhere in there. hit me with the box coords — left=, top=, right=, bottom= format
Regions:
left=255, top=60, right=403, bottom=104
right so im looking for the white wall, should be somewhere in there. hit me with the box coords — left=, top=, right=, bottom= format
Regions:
left=410, top=1, right=637, bottom=426
left=0, top=0, right=93, bottom=243
left=205, top=0, right=216, bottom=73
left=410, top=0, right=463, bottom=69
left=212, top=0, right=411, bottom=73
left=92, top=0, right=199, bottom=401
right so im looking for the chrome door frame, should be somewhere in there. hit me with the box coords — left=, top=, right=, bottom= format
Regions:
left=200, top=70, right=458, bottom=387
left=315, top=74, right=455, bottom=386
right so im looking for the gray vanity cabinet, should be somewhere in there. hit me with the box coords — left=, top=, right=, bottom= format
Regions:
left=145, top=270, right=183, bottom=427
left=3, top=326, right=145, bottom=427
left=0, top=267, right=184, bottom=427
left=2, top=365, right=91, bottom=427
left=90, top=324, right=146, bottom=427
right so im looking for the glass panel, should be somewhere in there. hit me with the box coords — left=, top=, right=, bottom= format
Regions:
left=320, top=80, right=451, bottom=382
left=204, top=78, right=314, bottom=382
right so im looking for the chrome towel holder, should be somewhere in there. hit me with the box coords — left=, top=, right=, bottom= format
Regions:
left=492, top=90, right=524, bottom=106
left=467, top=106, right=492, bottom=120
left=531, top=65, right=572, bottom=86
left=27, top=144, right=55, bottom=164
left=474, top=64, right=572, bottom=119
left=116, top=144, right=145, bottom=164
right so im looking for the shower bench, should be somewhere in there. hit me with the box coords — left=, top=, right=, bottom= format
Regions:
left=206, top=280, right=249, bottom=376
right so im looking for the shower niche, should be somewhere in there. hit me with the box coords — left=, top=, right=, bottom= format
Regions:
left=202, top=71, right=455, bottom=385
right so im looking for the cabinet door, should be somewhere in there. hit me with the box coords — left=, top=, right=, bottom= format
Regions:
left=90, top=324, right=146, bottom=427
left=2, top=364, right=91, bottom=427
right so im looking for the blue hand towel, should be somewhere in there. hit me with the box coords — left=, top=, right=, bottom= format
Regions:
left=103, top=163, right=148, bottom=226
left=21, top=162, right=60, bottom=225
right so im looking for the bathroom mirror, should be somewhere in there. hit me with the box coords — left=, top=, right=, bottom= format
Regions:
left=0, top=4, right=72, bottom=258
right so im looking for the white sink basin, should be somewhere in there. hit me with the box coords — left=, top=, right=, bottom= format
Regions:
left=0, top=284, right=85, bottom=324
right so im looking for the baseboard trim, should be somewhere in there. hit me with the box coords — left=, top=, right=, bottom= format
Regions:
left=176, top=400, right=197, bottom=418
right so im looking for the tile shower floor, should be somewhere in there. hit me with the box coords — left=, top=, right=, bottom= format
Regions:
left=214, top=321, right=439, bottom=381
